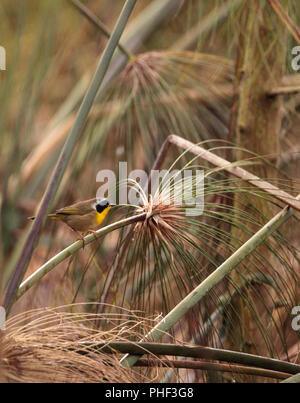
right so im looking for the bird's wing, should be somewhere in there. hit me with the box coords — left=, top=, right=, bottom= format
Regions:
left=52, top=198, right=97, bottom=216
left=52, top=207, right=83, bottom=215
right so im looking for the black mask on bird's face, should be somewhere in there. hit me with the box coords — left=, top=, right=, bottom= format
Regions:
left=95, top=199, right=110, bottom=213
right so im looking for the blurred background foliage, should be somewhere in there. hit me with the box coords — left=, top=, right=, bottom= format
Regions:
left=1, top=0, right=300, bottom=382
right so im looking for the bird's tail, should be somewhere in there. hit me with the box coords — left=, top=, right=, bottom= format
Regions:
left=47, top=213, right=63, bottom=221
left=28, top=214, right=62, bottom=221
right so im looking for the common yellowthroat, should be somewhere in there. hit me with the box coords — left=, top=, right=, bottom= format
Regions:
left=30, top=198, right=113, bottom=239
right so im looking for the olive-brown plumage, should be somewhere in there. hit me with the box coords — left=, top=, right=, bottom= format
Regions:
left=30, top=198, right=112, bottom=235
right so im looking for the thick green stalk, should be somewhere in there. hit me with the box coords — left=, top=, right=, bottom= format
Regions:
left=16, top=213, right=146, bottom=302
left=3, top=0, right=137, bottom=314
left=120, top=204, right=293, bottom=367
left=69, top=0, right=131, bottom=59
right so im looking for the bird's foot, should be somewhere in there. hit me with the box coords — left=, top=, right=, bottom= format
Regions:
left=87, top=229, right=98, bottom=236
left=72, top=230, right=86, bottom=248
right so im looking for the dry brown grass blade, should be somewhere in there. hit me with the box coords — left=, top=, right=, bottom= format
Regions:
left=0, top=304, right=163, bottom=383
left=268, top=0, right=300, bottom=44
left=135, top=358, right=289, bottom=380
left=269, top=85, right=300, bottom=96
left=0, top=333, right=139, bottom=383
left=269, top=74, right=300, bottom=96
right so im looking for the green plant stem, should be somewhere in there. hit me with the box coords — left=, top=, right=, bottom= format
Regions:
left=69, top=0, right=131, bottom=59
left=120, top=204, right=294, bottom=368
left=16, top=213, right=146, bottom=302
left=3, top=0, right=137, bottom=314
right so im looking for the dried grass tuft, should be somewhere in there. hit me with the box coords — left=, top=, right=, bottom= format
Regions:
left=0, top=304, right=160, bottom=383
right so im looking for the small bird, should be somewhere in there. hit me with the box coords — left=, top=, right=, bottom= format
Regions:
left=30, top=198, right=113, bottom=242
